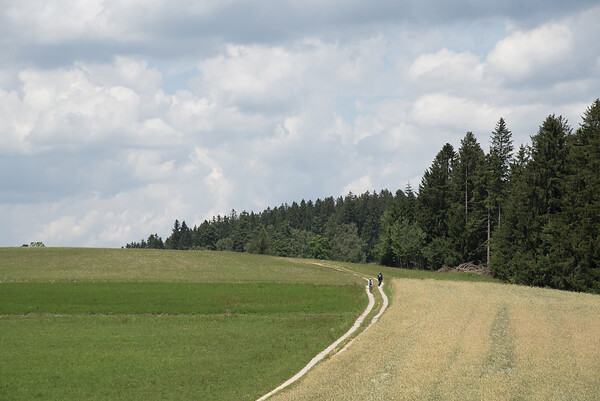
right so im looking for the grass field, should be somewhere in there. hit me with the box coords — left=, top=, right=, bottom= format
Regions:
left=0, top=247, right=365, bottom=401
left=4, top=247, right=594, bottom=401
left=270, top=278, right=600, bottom=401
left=0, top=282, right=363, bottom=315
left=0, top=247, right=359, bottom=284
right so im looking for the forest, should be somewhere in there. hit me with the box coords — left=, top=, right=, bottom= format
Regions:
left=126, top=99, right=600, bottom=293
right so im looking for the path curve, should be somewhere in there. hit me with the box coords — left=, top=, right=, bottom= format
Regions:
left=256, top=265, right=389, bottom=401
left=337, top=281, right=388, bottom=354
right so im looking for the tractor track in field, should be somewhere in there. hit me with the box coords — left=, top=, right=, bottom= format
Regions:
left=256, top=263, right=388, bottom=401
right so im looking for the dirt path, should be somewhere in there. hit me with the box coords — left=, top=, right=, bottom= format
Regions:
left=256, top=266, right=388, bottom=401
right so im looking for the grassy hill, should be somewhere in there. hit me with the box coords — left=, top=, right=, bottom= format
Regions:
left=0, top=247, right=365, bottom=401
left=4, top=247, right=594, bottom=401
left=0, top=247, right=360, bottom=283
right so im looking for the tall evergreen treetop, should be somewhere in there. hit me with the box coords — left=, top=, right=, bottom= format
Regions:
left=529, top=115, right=572, bottom=215
left=488, top=118, right=514, bottom=224
left=418, top=143, right=456, bottom=240
left=552, top=99, right=600, bottom=292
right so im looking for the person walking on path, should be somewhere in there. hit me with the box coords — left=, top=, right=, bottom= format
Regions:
left=368, top=278, right=373, bottom=293
left=377, top=272, right=383, bottom=287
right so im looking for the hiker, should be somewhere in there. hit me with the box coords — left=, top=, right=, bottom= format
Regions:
left=377, top=272, right=383, bottom=287
left=368, top=278, right=373, bottom=293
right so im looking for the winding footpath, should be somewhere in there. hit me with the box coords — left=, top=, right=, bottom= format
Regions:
left=256, top=268, right=388, bottom=401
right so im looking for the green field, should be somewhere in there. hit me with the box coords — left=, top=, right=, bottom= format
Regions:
left=0, top=247, right=365, bottom=401
left=0, top=282, right=363, bottom=315
left=0, top=247, right=359, bottom=284
left=0, top=247, right=538, bottom=401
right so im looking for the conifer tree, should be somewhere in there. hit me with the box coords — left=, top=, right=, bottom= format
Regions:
left=418, top=143, right=456, bottom=240
left=449, top=132, right=487, bottom=264
left=179, top=221, right=192, bottom=250
left=486, top=118, right=514, bottom=265
left=547, top=99, right=600, bottom=292
left=165, top=219, right=181, bottom=249
left=491, top=115, right=572, bottom=285
left=488, top=118, right=514, bottom=224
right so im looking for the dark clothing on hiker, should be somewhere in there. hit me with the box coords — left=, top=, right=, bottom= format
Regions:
left=377, top=273, right=383, bottom=286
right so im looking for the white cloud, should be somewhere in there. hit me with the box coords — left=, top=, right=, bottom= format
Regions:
left=5, top=0, right=108, bottom=43
left=198, top=42, right=327, bottom=111
left=1, top=2, right=598, bottom=247
left=410, top=93, right=502, bottom=133
left=408, top=48, right=485, bottom=88
left=0, top=58, right=187, bottom=156
left=343, top=175, right=373, bottom=196
left=0, top=88, right=35, bottom=155
left=20, top=67, right=142, bottom=148
left=127, top=151, right=175, bottom=181
left=486, top=23, right=573, bottom=81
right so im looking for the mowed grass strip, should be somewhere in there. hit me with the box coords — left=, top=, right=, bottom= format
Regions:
left=1, top=313, right=357, bottom=401
left=0, top=282, right=365, bottom=315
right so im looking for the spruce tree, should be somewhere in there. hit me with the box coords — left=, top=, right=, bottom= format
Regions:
left=165, top=219, right=181, bottom=249
left=449, top=132, right=487, bottom=264
left=491, top=115, right=572, bottom=285
left=179, top=221, right=192, bottom=250
left=548, top=99, right=600, bottom=292
left=488, top=118, right=514, bottom=225
left=485, top=118, right=514, bottom=265
left=418, top=143, right=456, bottom=240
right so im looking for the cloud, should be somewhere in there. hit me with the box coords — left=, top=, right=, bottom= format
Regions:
left=0, top=87, right=34, bottom=155
left=14, top=144, right=235, bottom=247
left=343, top=175, right=374, bottom=196
left=408, top=48, right=485, bottom=88
left=196, top=39, right=385, bottom=112
left=410, top=94, right=501, bottom=133
left=1, top=2, right=598, bottom=247
left=486, top=23, right=573, bottom=82
left=7, top=59, right=169, bottom=154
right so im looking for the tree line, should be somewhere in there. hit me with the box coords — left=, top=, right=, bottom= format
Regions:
left=126, top=99, right=600, bottom=293
left=127, top=190, right=397, bottom=263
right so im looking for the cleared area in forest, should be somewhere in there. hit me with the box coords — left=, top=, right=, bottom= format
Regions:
left=269, top=279, right=600, bottom=401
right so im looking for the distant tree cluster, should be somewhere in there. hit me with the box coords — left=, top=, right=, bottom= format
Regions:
left=128, top=99, right=600, bottom=293
left=127, top=191, right=398, bottom=263
left=125, top=234, right=164, bottom=249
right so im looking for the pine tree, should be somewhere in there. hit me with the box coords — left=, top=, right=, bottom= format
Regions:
left=548, top=99, right=600, bottom=292
left=147, top=233, right=164, bottom=249
left=418, top=143, right=456, bottom=240
left=486, top=118, right=514, bottom=265
left=165, top=219, right=181, bottom=249
left=488, top=119, right=514, bottom=224
left=256, top=227, right=269, bottom=254
left=491, top=115, right=572, bottom=285
left=179, top=221, right=192, bottom=250
left=449, top=132, right=487, bottom=264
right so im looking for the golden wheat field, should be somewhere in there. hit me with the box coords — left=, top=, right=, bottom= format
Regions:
left=270, top=279, right=600, bottom=401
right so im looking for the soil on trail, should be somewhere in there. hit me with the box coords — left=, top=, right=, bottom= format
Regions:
left=267, top=279, right=600, bottom=401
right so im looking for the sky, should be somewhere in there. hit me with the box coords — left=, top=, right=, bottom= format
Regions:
left=1, top=0, right=599, bottom=247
